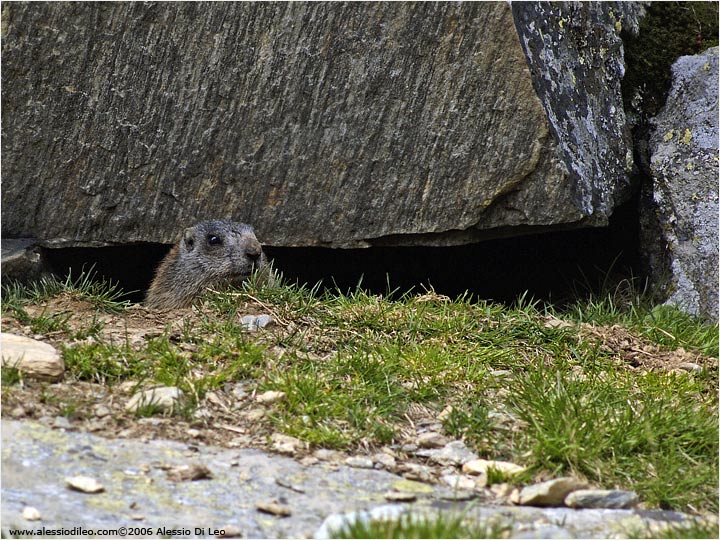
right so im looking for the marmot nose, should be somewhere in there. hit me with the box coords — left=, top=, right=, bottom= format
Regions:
left=246, top=247, right=262, bottom=263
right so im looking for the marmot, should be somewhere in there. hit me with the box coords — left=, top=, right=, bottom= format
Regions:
left=145, top=219, right=271, bottom=309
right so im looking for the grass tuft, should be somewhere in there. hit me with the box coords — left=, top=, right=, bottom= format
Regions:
left=333, top=510, right=510, bottom=539
left=2, top=268, right=132, bottom=314
left=508, top=361, right=718, bottom=511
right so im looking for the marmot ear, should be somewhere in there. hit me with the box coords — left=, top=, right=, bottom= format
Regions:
left=183, top=228, right=196, bottom=251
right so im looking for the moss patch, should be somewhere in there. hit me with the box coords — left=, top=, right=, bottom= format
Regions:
left=623, top=1, right=719, bottom=120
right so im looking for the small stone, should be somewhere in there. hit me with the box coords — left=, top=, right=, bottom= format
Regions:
left=206, top=391, right=227, bottom=408
left=66, top=475, right=105, bottom=493
left=216, top=525, right=244, bottom=538
left=391, top=479, right=434, bottom=494
left=441, top=474, right=477, bottom=491
left=509, top=488, right=521, bottom=504
left=490, top=482, right=515, bottom=499
left=299, top=456, right=319, bottom=467
left=10, top=406, right=27, bottom=418
left=518, top=477, right=587, bottom=507
left=93, top=404, right=111, bottom=418
left=255, top=501, right=292, bottom=517
left=372, top=453, right=396, bottom=470
left=313, top=449, right=345, bottom=462
left=241, top=314, right=276, bottom=331
left=416, top=440, right=478, bottom=466
left=116, top=380, right=137, bottom=394
left=564, top=489, right=639, bottom=509
left=53, top=416, right=72, bottom=429
left=231, top=383, right=250, bottom=400
left=166, top=463, right=212, bottom=482
left=417, top=431, right=449, bottom=449
left=255, top=314, right=275, bottom=329
left=186, top=428, right=202, bottom=438
left=436, top=405, right=454, bottom=422
left=244, top=408, right=265, bottom=422
left=437, top=489, right=476, bottom=501
left=192, top=407, right=213, bottom=421
left=542, top=316, right=574, bottom=329
left=345, top=456, right=374, bottom=469
left=400, top=443, right=418, bottom=453
left=130, top=514, right=145, bottom=521
left=125, top=386, right=183, bottom=413
left=487, top=410, right=519, bottom=425
left=22, top=506, right=41, bottom=521
left=462, top=459, right=527, bottom=477
left=256, top=390, right=286, bottom=404
left=384, top=491, right=417, bottom=502
left=514, top=526, right=574, bottom=539
left=400, top=463, right=435, bottom=482
left=678, top=362, right=703, bottom=374
left=138, top=417, right=163, bottom=426
left=417, top=420, right=444, bottom=432
left=240, top=315, right=258, bottom=330
left=271, top=433, right=304, bottom=455
left=1, top=333, right=64, bottom=381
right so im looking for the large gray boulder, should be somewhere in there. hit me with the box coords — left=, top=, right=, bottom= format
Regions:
left=641, top=46, right=719, bottom=322
left=2, top=2, right=636, bottom=248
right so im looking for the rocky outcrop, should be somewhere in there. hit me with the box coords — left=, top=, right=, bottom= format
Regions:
left=511, top=2, right=641, bottom=226
left=2, top=420, right=712, bottom=539
left=2, top=2, right=637, bottom=249
left=641, top=46, right=719, bottom=322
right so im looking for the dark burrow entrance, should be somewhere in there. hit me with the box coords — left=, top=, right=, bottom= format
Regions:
left=39, top=196, right=643, bottom=308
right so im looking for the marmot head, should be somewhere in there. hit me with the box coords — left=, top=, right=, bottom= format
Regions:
left=180, top=219, right=266, bottom=287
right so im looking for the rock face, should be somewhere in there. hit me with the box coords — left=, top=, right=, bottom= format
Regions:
left=511, top=2, right=640, bottom=224
left=641, top=46, right=719, bottom=322
left=3, top=420, right=711, bottom=539
left=2, top=2, right=636, bottom=249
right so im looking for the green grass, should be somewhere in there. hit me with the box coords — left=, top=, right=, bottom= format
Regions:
left=507, top=361, right=717, bottom=510
left=1, top=367, right=22, bottom=386
left=2, top=274, right=717, bottom=514
left=63, top=331, right=267, bottom=409
left=2, top=268, right=132, bottom=319
left=561, top=277, right=719, bottom=357
left=332, top=510, right=510, bottom=539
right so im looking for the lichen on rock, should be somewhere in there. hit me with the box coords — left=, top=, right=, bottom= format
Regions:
left=641, top=46, right=719, bottom=321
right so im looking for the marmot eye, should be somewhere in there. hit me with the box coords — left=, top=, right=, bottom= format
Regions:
left=207, top=235, right=222, bottom=246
